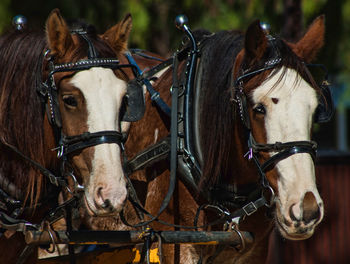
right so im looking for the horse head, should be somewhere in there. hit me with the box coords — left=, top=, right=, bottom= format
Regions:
left=233, top=16, right=326, bottom=240
left=44, top=10, right=135, bottom=216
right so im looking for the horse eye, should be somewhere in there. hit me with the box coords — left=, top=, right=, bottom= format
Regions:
left=253, top=104, right=266, bottom=114
left=62, top=95, right=78, bottom=107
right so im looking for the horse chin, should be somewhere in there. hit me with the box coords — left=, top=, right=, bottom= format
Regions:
left=83, top=195, right=121, bottom=217
left=275, top=204, right=316, bottom=241
left=275, top=218, right=315, bottom=241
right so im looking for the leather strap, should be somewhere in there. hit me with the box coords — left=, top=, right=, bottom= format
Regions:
left=0, top=140, right=67, bottom=188
left=124, top=137, right=170, bottom=175
left=125, top=52, right=172, bottom=117
left=61, top=131, right=125, bottom=156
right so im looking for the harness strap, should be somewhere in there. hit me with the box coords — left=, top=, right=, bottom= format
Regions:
left=120, top=53, right=180, bottom=228
left=0, top=140, right=67, bottom=188
left=60, top=131, right=125, bottom=156
left=125, top=52, right=171, bottom=117
left=248, top=135, right=317, bottom=173
left=49, top=58, right=121, bottom=76
left=124, top=137, right=170, bottom=175
left=261, top=146, right=316, bottom=172
left=0, top=188, right=22, bottom=213
left=141, top=58, right=173, bottom=80
left=251, top=140, right=317, bottom=152
left=228, top=196, right=267, bottom=220
left=0, top=212, right=38, bottom=232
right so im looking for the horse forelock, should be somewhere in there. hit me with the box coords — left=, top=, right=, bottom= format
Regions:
left=0, top=30, right=50, bottom=205
left=56, top=22, right=118, bottom=64
left=244, top=37, right=321, bottom=101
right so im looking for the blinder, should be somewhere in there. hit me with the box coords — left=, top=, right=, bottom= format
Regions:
left=314, top=81, right=334, bottom=123
left=120, top=78, right=146, bottom=122
left=307, top=64, right=334, bottom=123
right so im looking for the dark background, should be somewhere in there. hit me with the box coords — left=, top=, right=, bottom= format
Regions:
left=0, top=0, right=349, bottom=151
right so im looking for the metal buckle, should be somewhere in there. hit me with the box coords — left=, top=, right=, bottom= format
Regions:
left=242, top=202, right=258, bottom=216
left=51, top=145, right=64, bottom=158
left=263, top=185, right=275, bottom=208
left=48, top=174, right=59, bottom=187
left=183, top=148, right=195, bottom=169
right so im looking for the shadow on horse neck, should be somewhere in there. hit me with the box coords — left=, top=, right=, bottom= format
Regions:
left=120, top=15, right=326, bottom=264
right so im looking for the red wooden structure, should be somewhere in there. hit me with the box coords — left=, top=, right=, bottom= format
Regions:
left=267, top=153, right=350, bottom=264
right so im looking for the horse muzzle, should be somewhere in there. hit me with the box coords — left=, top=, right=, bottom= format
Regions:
left=275, top=191, right=324, bottom=240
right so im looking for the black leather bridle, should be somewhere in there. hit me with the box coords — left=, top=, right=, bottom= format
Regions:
left=231, top=36, right=325, bottom=189
left=39, top=29, right=149, bottom=189
left=43, top=57, right=130, bottom=163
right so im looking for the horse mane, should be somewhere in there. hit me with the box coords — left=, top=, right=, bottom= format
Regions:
left=0, top=30, right=48, bottom=205
left=197, top=30, right=244, bottom=189
left=198, top=30, right=319, bottom=191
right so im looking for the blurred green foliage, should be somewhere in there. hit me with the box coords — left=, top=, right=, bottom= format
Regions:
left=0, top=0, right=346, bottom=64
left=0, top=1, right=349, bottom=136
left=0, top=0, right=12, bottom=32
left=0, top=0, right=346, bottom=71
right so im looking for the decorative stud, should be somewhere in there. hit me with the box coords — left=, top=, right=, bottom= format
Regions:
left=260, top=22, right=271, bottom=35
left=12, top=15, right=27, bottom=31
left=175, top=15, right=188, bottom=31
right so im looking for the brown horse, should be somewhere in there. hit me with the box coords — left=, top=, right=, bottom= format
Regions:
left=116, top=15, right=329, bottom=264
left=0, top=10, right=145, bottom=264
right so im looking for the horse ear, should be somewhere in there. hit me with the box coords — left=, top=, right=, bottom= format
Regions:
left=102, top=13, right=132, bottom=52
left=46, top=9, right=75, bottom=58
left=244, top=20, right=267, bottom=65
left=290, top=15, right=325, bottom=62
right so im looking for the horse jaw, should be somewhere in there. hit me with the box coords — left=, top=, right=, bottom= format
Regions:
left=251, top=67, right=323, bottom=240
left=69, top=67, right=128, bottom=216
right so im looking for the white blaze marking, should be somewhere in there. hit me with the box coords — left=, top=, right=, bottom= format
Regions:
left=70, top=67, right=127, bottom=213
left=252, top=67, right=322, bottom=219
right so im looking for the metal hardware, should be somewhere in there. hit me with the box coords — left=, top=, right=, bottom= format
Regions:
left=12, top=15, right=27, bottom=31
left=242, top=202, right=258, bottom=216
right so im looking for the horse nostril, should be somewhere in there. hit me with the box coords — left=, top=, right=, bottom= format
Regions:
left=303, top=206, right=320, bottom=224
left=100, top=198, right=113, bottom=211
left=302, top=191, right=321, bottom=224
left=95, top=186, right=112, bottom=210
